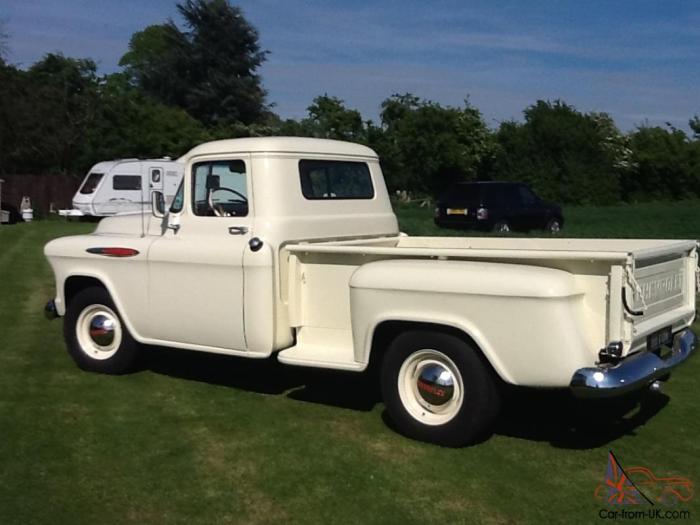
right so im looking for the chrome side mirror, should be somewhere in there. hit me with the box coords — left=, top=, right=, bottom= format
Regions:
left=167, top=213, right=180, bottom=232
left=151, top=190, right=165, bottom=218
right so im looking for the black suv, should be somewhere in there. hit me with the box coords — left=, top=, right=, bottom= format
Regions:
left=434, top=181, right=563, bottom=233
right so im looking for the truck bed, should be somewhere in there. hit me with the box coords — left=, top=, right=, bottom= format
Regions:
left=280, top=236, right=697, bottom=376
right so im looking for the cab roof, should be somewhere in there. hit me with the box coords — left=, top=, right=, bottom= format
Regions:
left=180, top=137, right=378, bottom=162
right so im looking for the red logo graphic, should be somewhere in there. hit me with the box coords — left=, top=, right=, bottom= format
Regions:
left=594, top=451, right=694, bottom=505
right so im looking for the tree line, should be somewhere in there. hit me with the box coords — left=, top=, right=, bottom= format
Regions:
left=1, top=0, right=698, bottom=204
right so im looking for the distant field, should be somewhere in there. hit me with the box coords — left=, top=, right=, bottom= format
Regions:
left=395, top=198, right=700, bottom=239
left=0, top=209, right=698, bottom=525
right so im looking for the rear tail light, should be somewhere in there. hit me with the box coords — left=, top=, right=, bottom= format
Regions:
left=476, top=207, right=488, bottom=220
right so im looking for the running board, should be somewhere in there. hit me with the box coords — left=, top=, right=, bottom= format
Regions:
left=277, top=327, right=365, bottom=371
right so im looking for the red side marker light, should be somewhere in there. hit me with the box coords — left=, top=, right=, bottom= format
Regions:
left=86, top=247, right=140, bottom=257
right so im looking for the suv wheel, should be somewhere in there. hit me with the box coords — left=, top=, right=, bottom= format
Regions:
left=494, top=220, right=510, bottom=233
left=546, top=218, right=562, bottom=234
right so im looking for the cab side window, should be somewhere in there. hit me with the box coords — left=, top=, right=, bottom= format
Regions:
left=192, top=160, right=248, bottom=217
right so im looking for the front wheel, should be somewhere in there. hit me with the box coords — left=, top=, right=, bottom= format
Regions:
left=493, top=220, right=510, bottom=233
left=381, top=330, right=501, bottom=447
left=63, top=287, right=140, bottom=374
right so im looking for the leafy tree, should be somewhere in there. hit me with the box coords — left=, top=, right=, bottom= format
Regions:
left=0, top=61, right=25, bottom=172
left=120, top=0, right=268, bottom=126
left=0, top=54, right=100, bottom=174
left=372, top=94, right=494, bottom=194
left=299, top=95, right=364, bottom=141
left=0, top=19, right=8, bottom=63
left=690, top=116, right=700, bottom=139
left=491, top=100, right=627, bottom=204
left=119, top=24, right=186, bottom=107
left=27, top=54, right=101, bottom=173
left=380, top=93, right=420, bottom=129
left=77, top=73, right=208, bottom=172
left=625, top=125, right=699, bottom=200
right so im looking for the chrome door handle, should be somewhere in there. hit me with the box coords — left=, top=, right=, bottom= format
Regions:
left=228, top=226, right=248, bottom=235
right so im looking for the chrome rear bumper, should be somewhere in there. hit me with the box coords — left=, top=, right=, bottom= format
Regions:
left=570, top=329, right=696, bottom=398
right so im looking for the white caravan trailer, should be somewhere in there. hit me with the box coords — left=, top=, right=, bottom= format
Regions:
left=59, top=159, right=183, bottom=218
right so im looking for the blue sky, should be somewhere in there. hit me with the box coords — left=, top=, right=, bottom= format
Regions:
left=2, top=0, right=698, bottom=131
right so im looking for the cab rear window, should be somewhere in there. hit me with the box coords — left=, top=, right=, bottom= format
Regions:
left=299, top=160, right=374, bottom=200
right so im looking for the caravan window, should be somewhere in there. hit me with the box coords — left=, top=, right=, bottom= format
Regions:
left=113, top=175, right=142, bottom=191
left=79, top=173, right=104, bottom=194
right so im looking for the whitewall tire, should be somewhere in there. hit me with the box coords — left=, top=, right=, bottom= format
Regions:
left=64, top=287, right=140, bottom=374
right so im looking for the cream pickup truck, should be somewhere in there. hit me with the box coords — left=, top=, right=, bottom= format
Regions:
left=44, top=137, right=698, bottom=446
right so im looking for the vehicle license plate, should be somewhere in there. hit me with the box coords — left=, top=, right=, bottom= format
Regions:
left=648, top=326, right=673, bottom=351
left=446, top=208, right=468, bottom=215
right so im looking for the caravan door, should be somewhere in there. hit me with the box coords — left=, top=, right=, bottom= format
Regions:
left=149, top=166, right=164, bottom=194
left=147, top=165, right=163, bottom=210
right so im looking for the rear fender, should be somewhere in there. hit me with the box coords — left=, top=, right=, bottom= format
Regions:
left=349, top=259, right=589, bottom=387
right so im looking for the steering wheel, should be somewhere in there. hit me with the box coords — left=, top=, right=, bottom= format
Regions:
left=208, top=187, right=248, bottom=217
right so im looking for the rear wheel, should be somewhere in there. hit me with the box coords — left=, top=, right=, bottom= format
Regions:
left=64, top=287, right=140, bottom=374
left=381, top=330, right=501, bottom=447
left=493, top=220, right=510, bottom=233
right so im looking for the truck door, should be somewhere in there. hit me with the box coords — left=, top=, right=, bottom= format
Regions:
left=146, top=156, right=252, bottom=351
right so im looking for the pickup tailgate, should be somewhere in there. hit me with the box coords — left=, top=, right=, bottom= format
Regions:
left=624, top=241, right=698, bottom=354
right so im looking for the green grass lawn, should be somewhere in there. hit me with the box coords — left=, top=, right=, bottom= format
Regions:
left=1, top=206, right=698, bottom=525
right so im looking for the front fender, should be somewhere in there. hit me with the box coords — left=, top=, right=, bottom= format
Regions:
left=44, top=234, right=153, bottom=342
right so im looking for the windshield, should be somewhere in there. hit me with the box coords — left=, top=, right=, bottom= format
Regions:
left=79, top=173, right=104, bottom=195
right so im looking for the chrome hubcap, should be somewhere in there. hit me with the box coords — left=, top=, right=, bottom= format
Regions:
left=76, top=305, right=122, bottom=360
left=398, top=349, right=464, bottom=426
left=89, top=314, right=116, bottom=346
left=416, top=364, right=455, bottom=406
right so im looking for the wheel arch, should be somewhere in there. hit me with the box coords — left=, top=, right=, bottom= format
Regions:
left=64, top=275, right=107, bottom=307
left=362, top=316, right=513, bottom=384
left=60, top=272, right=143, bottom=343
